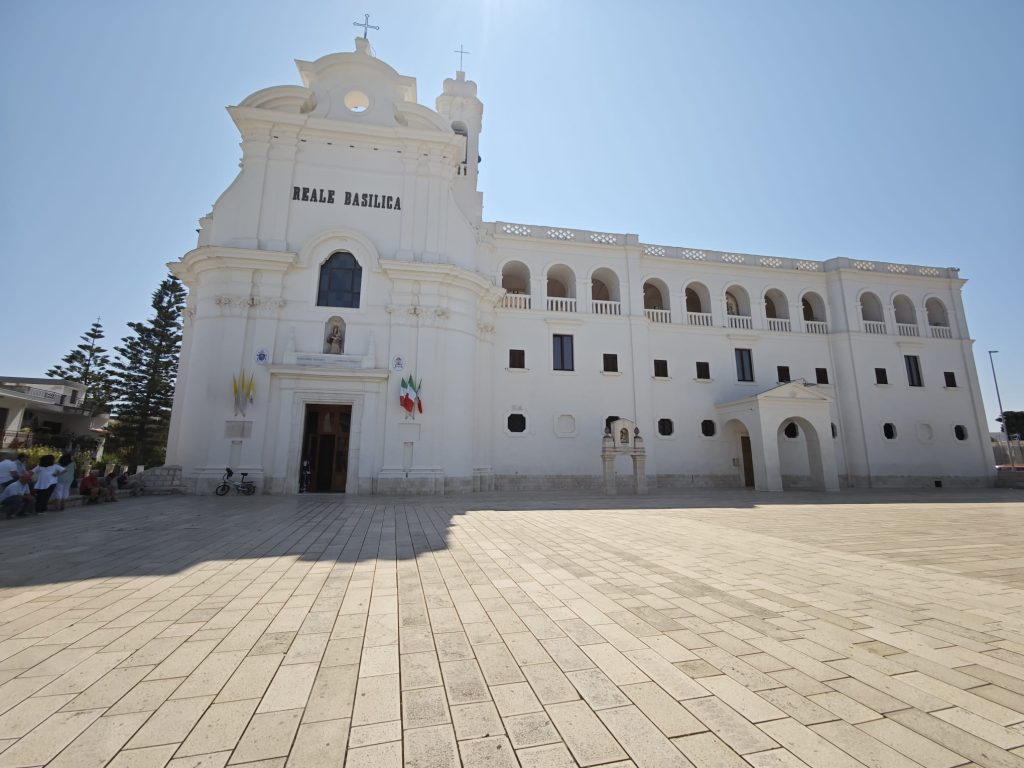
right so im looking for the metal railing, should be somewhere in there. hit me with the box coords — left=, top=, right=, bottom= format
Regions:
left=1, top=429, right=100, bottom=451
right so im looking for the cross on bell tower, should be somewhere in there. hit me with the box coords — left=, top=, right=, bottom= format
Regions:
left=454, top=44, right=470, bottom=71
left=353, top=13, right=379, bottom=39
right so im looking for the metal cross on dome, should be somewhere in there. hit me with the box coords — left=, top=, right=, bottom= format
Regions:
left=353, top=13, right=379, bottom=39
left=454, top=44, right=470, bottom=70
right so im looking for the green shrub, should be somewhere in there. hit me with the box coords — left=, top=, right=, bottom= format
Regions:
left=19, top=446, right=95, bottom=479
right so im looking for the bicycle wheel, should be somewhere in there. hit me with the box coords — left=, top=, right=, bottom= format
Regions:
left=215, top=483, right=230, bottom=496
left=242, top=483, right=256, bottom=496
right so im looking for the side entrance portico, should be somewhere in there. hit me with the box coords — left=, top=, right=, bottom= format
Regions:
left=716, top=380, right=840, bottom=492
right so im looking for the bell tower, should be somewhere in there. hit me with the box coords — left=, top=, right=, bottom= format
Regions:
left=436, top=68, right=484, bottom=222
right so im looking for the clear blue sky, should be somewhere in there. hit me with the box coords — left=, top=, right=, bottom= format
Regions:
left=1, top=1, right=1021, bottom=431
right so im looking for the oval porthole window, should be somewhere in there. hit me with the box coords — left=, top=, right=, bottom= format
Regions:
left=658, top=418, right=674, bottom=436
left=783, top=422, right=799, bottom=439
left=507, top=414, right=526, bottom=433
left=954, top=425, right=968, bottom=441
left=883, top=422, right=897, bottom=440
left=344, top=90, right=370, bottom=112
left=831, top=423, right=838, bottom=438
left=701, top=419, right=716, bottom=437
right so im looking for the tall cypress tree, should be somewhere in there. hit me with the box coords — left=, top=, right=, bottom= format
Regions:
left=107, top=274, right=187, bottom=467
left=47, top=319, right=114, bottom=415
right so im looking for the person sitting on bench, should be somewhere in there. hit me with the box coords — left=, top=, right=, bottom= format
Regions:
left=1, top=473, right=32, bottom=517
left=79, top=470, right=106, bottom=504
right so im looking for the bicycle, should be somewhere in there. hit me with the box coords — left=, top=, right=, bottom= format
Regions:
left=215, top=468, right=256, bottom=496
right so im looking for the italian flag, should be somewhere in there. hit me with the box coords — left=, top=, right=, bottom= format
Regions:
left=400, top=376, right=423, bottom=414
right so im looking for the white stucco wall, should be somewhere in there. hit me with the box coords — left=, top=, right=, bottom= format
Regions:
left=166, top=38, right=994, bottom=495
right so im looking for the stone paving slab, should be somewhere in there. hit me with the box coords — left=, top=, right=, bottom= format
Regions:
left=0, top=488, right=1023, bottom=766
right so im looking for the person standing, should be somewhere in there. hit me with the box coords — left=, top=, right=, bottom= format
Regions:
left=30, top=455, right=62, bottom=513
left=53, top=453, right=76, bottom=511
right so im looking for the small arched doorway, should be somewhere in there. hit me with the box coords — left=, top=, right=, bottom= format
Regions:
left=716, top=381, right=840, bottom=492
left=776, top=416, right=825, bottom=490
left=723, top=418, right=756, bottom=488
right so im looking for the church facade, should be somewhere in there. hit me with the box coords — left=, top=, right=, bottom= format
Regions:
left=166, top=37, right=994, bottom=494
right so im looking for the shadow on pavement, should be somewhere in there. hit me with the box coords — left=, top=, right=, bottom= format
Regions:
left=0, top=487, right=1020, bottom=590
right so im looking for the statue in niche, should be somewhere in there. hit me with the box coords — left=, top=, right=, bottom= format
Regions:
left=324, top=316, right=345, bottom=354
left=620, top=427, right=629, bottom=445
left=327, top=326, right=342, bottom=353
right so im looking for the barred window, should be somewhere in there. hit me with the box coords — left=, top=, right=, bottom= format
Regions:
left=316, top=252, right=362, bottom=308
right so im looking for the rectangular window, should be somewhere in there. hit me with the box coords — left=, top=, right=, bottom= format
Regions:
left=603, top=354, right=618, bottom=373
left=695, top=361, right=711, bottom=380
left=553, top=334, right=574, bottom=371
left=654, top=359, right=669, bottom=378
left=944, top=371, right=957, bottom=388
left=905, top=355, right=923, bottom=387
left=815, top=367, right=829, bottom=385
left=735, top=349, right=754, bottom=382
left=508, top=349, right=525, bottom=369
left=875, top=367, right=888, bottom=385
left=777, top=365, right=791, bottom=383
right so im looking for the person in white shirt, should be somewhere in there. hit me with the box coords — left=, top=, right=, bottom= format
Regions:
left=53, top=453, right=77, bottom=511
left=30, top=455, right=62, bottom=513
left=1, top=474, right=32, bottom=517
left=0, top=455, right=20, bottom=488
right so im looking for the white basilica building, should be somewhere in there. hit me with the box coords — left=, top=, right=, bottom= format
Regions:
left=166, top=36, right=994, bottom=495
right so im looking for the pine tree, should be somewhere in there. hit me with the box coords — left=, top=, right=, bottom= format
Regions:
left=107, top=274, right=187, bottom=467
left=47, top=319, right=114, bottom=415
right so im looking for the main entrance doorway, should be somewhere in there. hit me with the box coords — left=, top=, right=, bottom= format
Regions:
left=301, top=404, right=351, bottom=492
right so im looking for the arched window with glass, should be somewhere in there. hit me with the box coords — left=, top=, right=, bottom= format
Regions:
left=317, top=252, right=362, bottom=308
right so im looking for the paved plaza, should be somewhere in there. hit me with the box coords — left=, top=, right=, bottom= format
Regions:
left=1, top=489, right=1024, bottom=767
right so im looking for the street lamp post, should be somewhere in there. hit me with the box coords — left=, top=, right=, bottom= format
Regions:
left=988, top=350, right=1015, bottom=470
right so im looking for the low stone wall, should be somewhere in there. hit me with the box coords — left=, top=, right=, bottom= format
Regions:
left=139, top=465, right=187, bottom=495
left=843, top=474, right=992, bottom=489
left=996, top=469, right=1024, bottom=489
left=176, top=469, right=998, bottom=495
left=654, top=474, right=740, bottom=489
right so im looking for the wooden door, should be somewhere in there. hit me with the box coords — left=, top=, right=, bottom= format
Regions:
left=740, top=436, right=755, bottom=488
left=302, top=405, right=351, bottom=492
